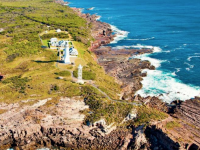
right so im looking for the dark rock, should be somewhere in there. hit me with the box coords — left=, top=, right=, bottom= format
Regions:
left=145, top=125, right=180, bottom=150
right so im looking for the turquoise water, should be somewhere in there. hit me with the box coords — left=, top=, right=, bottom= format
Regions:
left=67, top=0, right=200, bottom=103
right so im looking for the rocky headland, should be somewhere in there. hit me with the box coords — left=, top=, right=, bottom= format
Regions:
left=0, top=1, right=200, bottom=150
left=81, top=5, right=200, bottom=150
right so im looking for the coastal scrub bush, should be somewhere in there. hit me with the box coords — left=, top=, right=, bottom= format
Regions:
left=63, top=84, right=82, bottom=97
left=134, top=106, right=168, bottom=126
left=6, top=53, right=20, bottom=62
left=2, top=76, right=30, bottom=93
left=166, top=121, right=181, bottom=129
left=81, top=85, right=105, bottom=100
left=55, top=71, right=71, bottom=77
left=81, top=85, right=133, bottom=124
left=41, top=33, right=69, bottom=39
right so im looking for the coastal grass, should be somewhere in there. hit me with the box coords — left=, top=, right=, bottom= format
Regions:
left=42, top=39, right=50, bottom=47
left=133, top=106, right=168, bottom=126
left=81, top=85, right=133, bottom=124
left=166, top=120, right=181, bottom=129
left=55, top=70, right=71, bottom=77
left=0, top=0, right=127, bottom=125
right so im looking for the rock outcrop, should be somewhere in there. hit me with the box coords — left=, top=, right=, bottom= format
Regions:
left=0, top=97, right=132, bottom=150
left=93, top=46, right=154, bottom=100
left=174, top=97, right=200, bottom=128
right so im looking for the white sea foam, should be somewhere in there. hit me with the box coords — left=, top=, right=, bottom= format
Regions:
left=131, top=53, right=163, bottom=68
left=171, top=72, right=176, bottom=76
left=186, top=68, right=190, bottom=71
left=96, top=15, right=101, bottom=20
left=172, top=31, right=182, bottom=33
left=187, top=56, right=200, bottom=61
left=89, top=7, right=95, bottom=10
left=126, top=37, right=155, bottom=41
left=110, top=25, right=129, bottom=44
left=109, top=24, right=200, bottom=102
left=184, top=62, right=194, bottom=69
left=135, top=69, right=200, bottom=103
left=175, top=68, right=181, bottom=73
left=163, top=50, right=171, bottom=53
left=112, top=44, right=161, bottom=53
left=130, top=46, right=200, bottom=103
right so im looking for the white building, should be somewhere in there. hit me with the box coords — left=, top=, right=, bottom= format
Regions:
left=69, top=47, right=78, bottom=56
left=63, top=45, right=71, bottom=64
left=50, top=39, right=69, bottom=48
left=50, top=38, right=58, bottom=47
left=50, top=38, right=57, bottom=42
left=58, top=40, right=68, bottom=47
left=49, top=39, right=79, bottom=56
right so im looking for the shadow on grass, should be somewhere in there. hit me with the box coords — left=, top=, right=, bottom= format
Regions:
left=0, top=76, right=4, bottom=81
left=33, top=60, right=64, bottom=63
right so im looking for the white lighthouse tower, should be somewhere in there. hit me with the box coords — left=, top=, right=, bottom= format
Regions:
left=77, top=64, right=84, bottom=84
left=63, top=44, right=71, bottom=64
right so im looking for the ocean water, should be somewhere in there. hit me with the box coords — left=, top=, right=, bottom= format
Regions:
left=67, top=0, right=200, bottom=103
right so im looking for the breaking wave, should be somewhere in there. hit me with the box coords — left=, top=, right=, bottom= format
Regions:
left=110, top=25, right=129, bottom=44
left=112, top=44, right=161, bottom=53
left=187, top=55, right=200, bottom=61
left=130, top=46, right=200, bottom=103
left=136, top=69, right=200, bottom=103
left=126, top=37, right=155, bottom=41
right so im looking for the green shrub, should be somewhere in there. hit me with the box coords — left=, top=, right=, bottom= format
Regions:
left=166, top=121, right=181, bottom=129
left=53, top=84, right=59, bottom=91
left=63, top=84, right=82, bottom=97
left=2, top=76, right=30, bottom=93
left=41, top=33, right=69, bottom=40
left=55, top=71, right=71, bottom=77
left=6, top=53, right=20, bottom=62
left=134, top=106, right=168, bottom=126
left=80, top=85, right=133, bottom=124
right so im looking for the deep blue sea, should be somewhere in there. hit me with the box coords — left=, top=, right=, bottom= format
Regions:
left=66, top=0, right=200, bottom=103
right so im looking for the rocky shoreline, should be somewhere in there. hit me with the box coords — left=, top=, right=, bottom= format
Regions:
left=0, top=1, right=200, bottom=150
left=77, top=4, right=200, bottom=150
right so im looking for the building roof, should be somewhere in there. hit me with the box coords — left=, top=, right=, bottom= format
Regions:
left=50, top=38, right=58, bottom=42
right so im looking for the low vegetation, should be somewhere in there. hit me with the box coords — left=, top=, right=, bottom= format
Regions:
left=55, top=70, right=71, bottom=77
left=44, top=97, right=60, bottom=108
left=166, top=121, right=181, bottom=129
left=133, top=106, right=168, bottom=126
left=0, top=0, right=168, bottom=126
left=2, top=76, right=30, bottom=93
left=41, top=32, right=69, bottom=40
left=81, top=85, right=133, bottom=124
